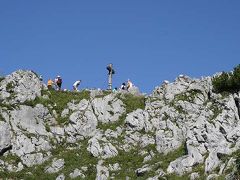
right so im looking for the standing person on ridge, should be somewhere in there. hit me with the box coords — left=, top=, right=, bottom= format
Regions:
left=121, top=82, right=126, bottom=90
left=106, top=63, right=115, bottom=90
left=73, top=80, right=81, bottom=91
left=55, top=75, right=62, bottom=91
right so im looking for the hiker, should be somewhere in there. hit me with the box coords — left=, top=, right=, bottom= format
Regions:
left=55, top=75, right=62, bottom=91
left=106, top=64, right=115, bottom=75
left=73, top=80, right=81, bottom=91
left=47, top=79, right=54, bottom=90
left=112, top=87, right=118, bottom=93
left=127, top=79, right=133, bottom=90
left=39, top=75, right=43, bottom=81
left=106, top=63, right=115, bottom=90
left=121, top=82, right=126, bottom=90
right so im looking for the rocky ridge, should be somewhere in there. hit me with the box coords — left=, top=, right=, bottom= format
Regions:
left=0, top=70, right=240, bottom=179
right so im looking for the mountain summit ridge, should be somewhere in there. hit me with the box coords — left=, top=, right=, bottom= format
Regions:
left=0, top=70, right=240, bottom=179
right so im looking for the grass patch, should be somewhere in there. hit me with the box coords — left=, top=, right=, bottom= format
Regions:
left=6, top=82, right=14, bottom=93
left=104, top=143, right=187, bottom=179
left=42, top=90, right=90, bottom=114
left=209, top=103, right=222, bottom=120
left=0, top=154, right=21, bottom=164
left=97, top=114, right=126, bottom=131
left=164, top=173, right=190, bottom=180
left=120, top=94, right=145, bottom=113
left=0, top=157, right=58, bottom=180
left=190, top=163, right=206, bottom=179
left=97, top=93, right=145, bottom=131
left=52, top=139, right=98, bottom=179
left=24, top=90, right=90, bottom=124
left=146, top=143, right=187, bottom=172
left=0, top=113, right=5, bottom=121
left=0, top=140, right=97, bottom=179
left=0, top=154, right=56, bottom=180
left=104, top=147, right=145, bottom=179
left=169, top=89, right=204, bottom=115
left=174, top=89, right=203, bottom=103
left=0, top=100, right=15, bottom=110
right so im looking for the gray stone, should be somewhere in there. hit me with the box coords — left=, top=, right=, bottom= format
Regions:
left=96, top=160, right=109, bottom=180
left=65, top=99, right=98, bottom=139
left=156, top=129, right=184, bottom=154
left=206, top=174, right=219, bottom=180
left=69, top=168, right=85, bottom=179
left=50, top=126, right=65, bottom=136
left=9, top=105, right=52, bottom=136
left=190, top=172, right=200, bottom=180
left=45, top=158, right=65, bottom=173
left=87, top=137, right=102, bottom=157
left=205, top=151, right=221, bottom=173
left=136, top=164, right=152, bottom=176
left=167, top=155, right=193, bottom=175
left=21, top=153, right=49, bottom=167
left=87, top=135, right=118, bottom=159
left=92, top=94, right=126, bottom=123
left=5, top=161, right=24, bottom=172
left=127, top=86, right=142, bottom=96
left=140, top=135, right=155, bottom=148
left=108, top=163, right=120, bottom=171
left=56, top=174, right=65, bottom=180
left=0, top=70, right=43, bottom=104
left=125, top=109, right=152, bottom=132
left=0, top=121, right=11, bottom=154
left=102, top=142, right=118, bottom=159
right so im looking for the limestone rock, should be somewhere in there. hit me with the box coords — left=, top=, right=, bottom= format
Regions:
left=64, top=99, right=98, bottom=139
left=56, top=174, right=65, bottom=180
left=21, top=152, right=49, bottom=167
left=0, top=70, right=43, bottom=104
left=167, top=155, right=193, bottom=175
left=87, top=134, right=118, bottom=159
left=92, top=94, right=126, bottom=123
left=9, top=105, right=51, bottom=136
left=96, top=160, right=109, bottom=180
left=45, top=158, right=65, bottom=173
left=69, top=168, right=85, bottom=179
left=1, top=70, right=240, bottom=178
left=0, top=121, right=11, bottom=154
left=190, top=172, right=200, bottom=180
left=125, top=109, right=152, bottom=132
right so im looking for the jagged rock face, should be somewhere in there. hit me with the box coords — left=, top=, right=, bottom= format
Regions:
left=0, top=70, right=240, bottom=179
left=92, top=94, right=126, bottom=123
left=87, top=131, right=118, bottom=159
left=64, top=99, right=98, bottom=141
left=9, top=105, right=51, bottom=135
left=152, top=75, right=212, bottom=102
left=0, top=121, right=11, bottom=154
left=1, top=103, right=53, bottom=167
left=0, top=70, right=43, bottom=104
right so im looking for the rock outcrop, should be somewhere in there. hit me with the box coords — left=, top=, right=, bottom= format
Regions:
left=0, top=70, right=240, bottom=179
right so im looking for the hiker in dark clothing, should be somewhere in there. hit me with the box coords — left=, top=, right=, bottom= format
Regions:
left=121, top=83, right=126, bottom=90
left=55, top=75, right=62, bottom=91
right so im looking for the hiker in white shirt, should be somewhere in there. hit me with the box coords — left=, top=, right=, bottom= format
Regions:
left=73, top=80, right=81, bottom=91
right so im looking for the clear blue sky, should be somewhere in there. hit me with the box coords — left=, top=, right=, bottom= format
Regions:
left=0, top=1, right=239, bottom=93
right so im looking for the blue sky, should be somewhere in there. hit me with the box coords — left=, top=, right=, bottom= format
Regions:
left=0, top=1, right=239, bottom=93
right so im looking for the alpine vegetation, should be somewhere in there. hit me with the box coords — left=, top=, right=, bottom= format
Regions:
left=1, top=67, right=240, bottom=180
